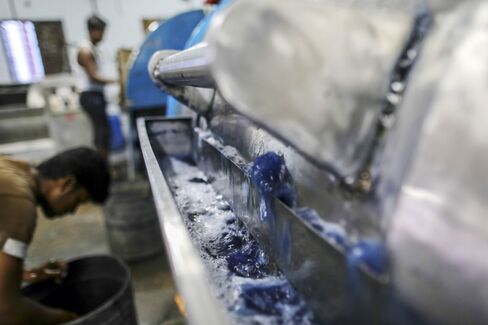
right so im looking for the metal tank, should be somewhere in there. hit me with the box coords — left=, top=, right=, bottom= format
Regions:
left=136, top=0, right=488, bottom=324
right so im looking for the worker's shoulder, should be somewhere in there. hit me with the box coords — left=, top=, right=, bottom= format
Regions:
left=0, top=194, right=37, bottom=220
left=77, top=46, right=96, bottom=65
left=77, top=40, right=95, bottom=54
left=0, top=194, right=38, bottom=254
left=0, top=156, right=36, bottom=201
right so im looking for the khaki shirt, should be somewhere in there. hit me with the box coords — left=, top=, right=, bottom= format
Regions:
left=0, top=156, right=38, bottom=259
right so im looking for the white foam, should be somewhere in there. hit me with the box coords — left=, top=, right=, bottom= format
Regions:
left=166, top=157, right=315, bottom=324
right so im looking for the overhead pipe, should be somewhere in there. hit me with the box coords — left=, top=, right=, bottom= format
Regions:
left=150, top=42, right=214, bottom=88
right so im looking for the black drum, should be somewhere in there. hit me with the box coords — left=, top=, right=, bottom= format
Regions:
left=21, top=255, right=137, bottom=325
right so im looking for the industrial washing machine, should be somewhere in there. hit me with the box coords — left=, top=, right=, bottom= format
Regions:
left=134, top=0, right=488, bottom=323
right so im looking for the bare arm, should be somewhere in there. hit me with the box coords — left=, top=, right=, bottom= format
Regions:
left=0, top=252, right=77, bottom=325
left=77, top=48, right=116, bottom=85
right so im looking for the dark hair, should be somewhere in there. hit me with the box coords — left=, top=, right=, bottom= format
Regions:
left=38, top=147, right=110, bottom=203
left=87, top=15, right=107, bottom=31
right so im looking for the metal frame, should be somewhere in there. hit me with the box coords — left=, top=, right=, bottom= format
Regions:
left=137, top=117, right=228, bottom=325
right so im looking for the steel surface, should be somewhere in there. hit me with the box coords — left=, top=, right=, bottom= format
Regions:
left=137, top=117, right=228, bottom=325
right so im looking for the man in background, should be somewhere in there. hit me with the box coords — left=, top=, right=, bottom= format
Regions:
left=77, top=15, right=116, bottom=161
left=0, top=147, right=110, bottom=324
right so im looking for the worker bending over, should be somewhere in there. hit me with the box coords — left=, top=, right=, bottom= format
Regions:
left=0, top=147, right=110, bottom=324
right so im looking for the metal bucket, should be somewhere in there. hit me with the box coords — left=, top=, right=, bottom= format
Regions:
left=21, top=255, right=137, bottom=325
left=104, top=180, right=164, bottom=262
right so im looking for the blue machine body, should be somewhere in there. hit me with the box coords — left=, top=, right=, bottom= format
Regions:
left=166, top=0, right=234, bottom=116
left=126, top=10, right=204, bottom=110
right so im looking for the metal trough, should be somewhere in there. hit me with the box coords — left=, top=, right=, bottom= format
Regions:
left=138, top=117, right=392, bottom=324
left=137, top=0, right=488, bottom=324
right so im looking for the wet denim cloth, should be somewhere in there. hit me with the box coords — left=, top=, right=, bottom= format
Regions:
left=80, top=91, right=110, bottom=151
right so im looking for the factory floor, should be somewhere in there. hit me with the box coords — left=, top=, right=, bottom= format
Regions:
left=25, top=203, right=183, bottom=325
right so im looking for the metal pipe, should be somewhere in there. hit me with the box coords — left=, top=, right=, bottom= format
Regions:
left=151, top=43, right=214, bottom=88
left=148, top=47, right=217, bottom=115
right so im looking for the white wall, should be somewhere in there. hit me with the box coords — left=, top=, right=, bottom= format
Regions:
left=0, top=36, right=9, bottom=84
left=0, top=0, right=201, bottom=83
